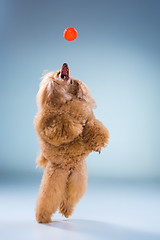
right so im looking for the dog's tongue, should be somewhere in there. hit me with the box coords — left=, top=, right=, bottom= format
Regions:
left=60, top=63, right=69, bottom=81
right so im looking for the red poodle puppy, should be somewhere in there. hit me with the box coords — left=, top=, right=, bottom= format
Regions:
left=34, top=63, right=109, bottom=223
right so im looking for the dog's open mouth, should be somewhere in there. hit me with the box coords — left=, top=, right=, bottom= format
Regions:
left=60, top=63, right=69, bottom=81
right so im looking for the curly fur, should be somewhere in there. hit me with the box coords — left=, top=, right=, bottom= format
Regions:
left=34, top=65, right=109, bottom=223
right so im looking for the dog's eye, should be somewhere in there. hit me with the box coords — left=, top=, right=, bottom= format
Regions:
left=70, top=79, right=73, bottom=84
left=57, top=71, right=60, bottom=77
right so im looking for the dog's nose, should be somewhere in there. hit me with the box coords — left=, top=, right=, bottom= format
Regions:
left=60, top=63, right=69, bottom=81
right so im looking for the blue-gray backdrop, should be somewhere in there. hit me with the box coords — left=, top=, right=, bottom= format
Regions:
left=0, top=0, right=160, bottom=180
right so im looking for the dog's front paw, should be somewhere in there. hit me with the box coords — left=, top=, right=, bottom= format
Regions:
left=94, top=146, right=102, bottom=154
left=92, top=144, right=104, bottom=154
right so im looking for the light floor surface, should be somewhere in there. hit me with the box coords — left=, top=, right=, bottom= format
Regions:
left=0, top=178, right=160, bottom=240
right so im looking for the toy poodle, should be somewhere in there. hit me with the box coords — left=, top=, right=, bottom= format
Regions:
left=34, top=63, right=109, bottom=223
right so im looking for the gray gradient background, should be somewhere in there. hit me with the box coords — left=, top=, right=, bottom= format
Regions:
left=0, top=0, right=160, bottom=180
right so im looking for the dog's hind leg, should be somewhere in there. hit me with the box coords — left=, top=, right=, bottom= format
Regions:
left=36, top=162, right=68, bottom=223
left=59, top=160, right=88, bottom=218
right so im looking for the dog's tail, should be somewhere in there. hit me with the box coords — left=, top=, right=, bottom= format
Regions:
left=36, top=154, right=48, bottom=168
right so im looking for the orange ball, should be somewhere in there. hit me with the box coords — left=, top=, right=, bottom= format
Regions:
left=63, top=27, right=78, bottom=41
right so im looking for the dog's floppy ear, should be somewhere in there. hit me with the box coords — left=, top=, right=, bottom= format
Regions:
left=76, top=80, right=97, bottom=109
left=36, top=72, right=53, bottom=110
left=77, top=82, right=84, bottom=99
left=36, top=84, right=48, bottom=110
